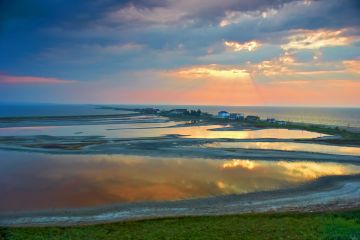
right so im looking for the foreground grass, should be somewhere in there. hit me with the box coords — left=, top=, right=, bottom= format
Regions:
left=1, top=210, right=360, bottom=240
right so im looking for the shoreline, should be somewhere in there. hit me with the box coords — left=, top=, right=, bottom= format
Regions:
left=1, top=142, right=360, bottom=164
left=1, top=174, right=360, bottom=226
left=1, top=134, right=359, bottom=163
left=0, top=109, right=360, bottom=227
left=1, top=109, right=359, bottom=146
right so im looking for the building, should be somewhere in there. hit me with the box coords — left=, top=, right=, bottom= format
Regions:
left=168, top=109, right=189, bottom=115
left=245, top=115, right=260, bottom=122
left=229, top=113, right=244, bottom=120
left=218, top=111, right=230, bottom=118
left=266, top=118, right=276, bottom=123
left=189, top=109, right=202, bottom=116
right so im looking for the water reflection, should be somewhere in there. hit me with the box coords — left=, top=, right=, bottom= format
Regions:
left=0, top=122, right=182, bottom=137
left=0, top=124, right=326, bottom=140
left=178, top=127, right=327, bottom=139
left=204, top=142, right=360, bottom=156
left=0, top=150, right=359, bottom=212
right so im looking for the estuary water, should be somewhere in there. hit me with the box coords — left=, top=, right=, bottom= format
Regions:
left=0, top=104, right=359, bottom=213
left=0, top=124, right=327, bottom=139
left=1, top=150, right=360, bottom=212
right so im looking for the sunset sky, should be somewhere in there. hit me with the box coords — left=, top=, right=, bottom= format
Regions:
left=1, top=0, right=359, bottom=106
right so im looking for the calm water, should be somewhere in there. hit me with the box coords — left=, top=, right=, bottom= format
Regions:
left=1, top=150, right=359, bottom=212
left=0, top=124, right=326, bottom=139
left=0, top=108, right=328, bottom=140
left=0, top=104, right=359, bottom=213
left=204, top=142, right=360, bottom=156
left=0, top=104, right=128, bottom=117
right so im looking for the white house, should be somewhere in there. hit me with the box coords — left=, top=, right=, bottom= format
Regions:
left=218, top=111, right=230, bottom=118
left=230, top=113, right=244, bottom=120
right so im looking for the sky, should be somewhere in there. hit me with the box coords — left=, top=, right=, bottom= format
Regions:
left=0, top=0, right=359, bottom=106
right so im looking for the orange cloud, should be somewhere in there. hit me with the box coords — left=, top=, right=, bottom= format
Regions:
left=224, top=40, right=261, bottom=52
left=0, top=74, right=74, bottom=84
left=250, top=53, right=360, bottom=82
left=161, top=62, right=360, bottom=106
left=252, top=52, right=295, bottom=76
left=73, top=62, right=360, bottom=106
left=281, top=29, right=358, bottom=50
left=344, top=60, right=360, bottom=74
left=159, top=65, right=263, bottom=105
left=90, top=65, right=262, bottom=105
left=166, top=64, right=249, bottom=80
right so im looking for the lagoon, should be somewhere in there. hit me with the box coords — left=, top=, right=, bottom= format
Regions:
left=1, top=150, right=359, bottom=212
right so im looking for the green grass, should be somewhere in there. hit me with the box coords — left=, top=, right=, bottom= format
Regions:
left=1, top=211, right=360, bottom=240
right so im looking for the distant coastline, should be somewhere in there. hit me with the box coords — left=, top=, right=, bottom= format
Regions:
left=98, top=106, right=360, bottom=146
left=1, top=103, right=360, bottom=128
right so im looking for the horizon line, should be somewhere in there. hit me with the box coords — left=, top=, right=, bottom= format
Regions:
left=1, top=101, right=359, bottom=109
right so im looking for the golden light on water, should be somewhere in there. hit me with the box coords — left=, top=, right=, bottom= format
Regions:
left=180, top=127, right=326, bottom=139
left=222, top=160, right=255, bottom=170
left=221, top=159, right=358, bottom=181
left=274, top=161, right=352, bottom=180
left=204, top=142, right=360, bottom=156
left=1, top=150, right=360, bottom=212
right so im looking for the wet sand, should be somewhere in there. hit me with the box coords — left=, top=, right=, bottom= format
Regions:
left=0, top=113, right=359, bottom=226
left=1, top=135, right=359, bottom=164
left=1, top=174, right=359, bottom=226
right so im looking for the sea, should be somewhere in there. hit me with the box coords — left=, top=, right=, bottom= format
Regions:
left=1, top=103, right=360, bottom=128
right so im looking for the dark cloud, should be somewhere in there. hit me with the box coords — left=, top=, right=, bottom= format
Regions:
left=1, top=0, right=359, bottom=81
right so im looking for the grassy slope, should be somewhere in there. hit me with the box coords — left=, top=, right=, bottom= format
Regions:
left=1, top=211, right=359, bottom=240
